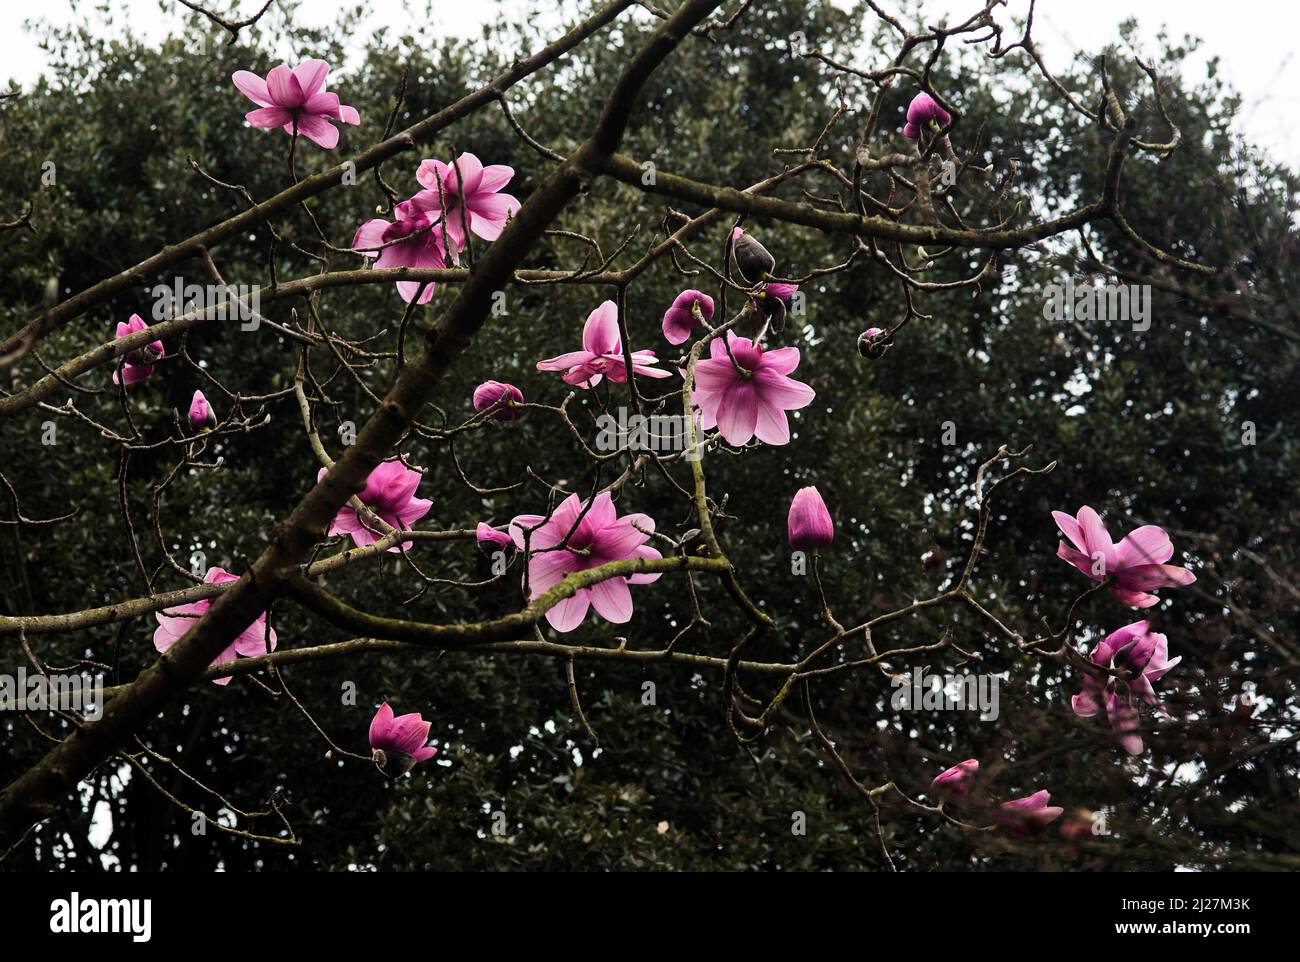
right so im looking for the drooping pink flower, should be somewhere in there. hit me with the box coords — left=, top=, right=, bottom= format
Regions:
left=188, top=390, right=216, bottom=432
left=368, top=702, right=438, bottom=779
left=232, top=59, right=360, bottom=149
left=536, top=300, right=670, bottom=388
left=754, top=281, right=799, bottom=333
left=931, top=759, right=979, bottom=801
left=692, top=332, right=815, bottom=446
left=1053, top=506, right=1197, bottom=607
left=903, top=91, right=952, bottom=140
left=476, top=522, right=514, bottom=555
left=473, top=380, right=525, bottom=421
left=993, top=790, right=1064, bottom=838
left=411, top=152, right=521, bottom=249
left=153, top=567, right=276, bottom=686
left=113, top=314, right=164, bottom=386
left=787, top=486, right=834, bottom=551
left=507, top=492, right=662, bottom=633
left=1072, top=620, right=1180, bottom=755
left=352, top=198, right=449, bottom=305
left=662, top=290, right=715, bottom=346
left=318, top=459, right=433, bottom=551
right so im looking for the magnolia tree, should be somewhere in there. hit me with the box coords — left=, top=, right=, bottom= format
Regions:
left=0, top=0, right=1295, bottom=870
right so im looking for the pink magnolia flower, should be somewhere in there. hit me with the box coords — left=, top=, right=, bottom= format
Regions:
left=411, top=152, right=521, bottom=249
left=1053, top=506, right=1196, bottom=607
left=993, top=790, right=1064, bottom=838
left=662, top=290, right=715, bottom=346
left=931, top=759, right=979, bottom=801
left=903, top=91, right=952, bottom=140
left=153, top=567, right=276, bottom=686
left=693, top=332, right=815, bottom=446
left=787, top=486, right=834, bottom=551
left=188, top=390, right=216, bottom=432
left=368, top=702, right=438, bottom=779
left=113, top=314, right=164, bottom=386
left=1072, top=620, right=1180, bottom=755
left=352, top=198, right=449, bottom=305
left=508, top=492, right=662, bottom=633
left=232, top=59, right=360, bottom=149
left=476, top=522, right=514, bottom=555
left=318, top=459, right=433, bottom=551
left=536, top=300, right=670, bottom=388
left=473, top=380, right=525, bottom=421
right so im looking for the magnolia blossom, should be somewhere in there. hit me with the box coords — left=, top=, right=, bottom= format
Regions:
left=368, top=703, right=438, bottom=779
left=1053, top=506, right=1196, bottom=607
left=536, top=301, right=670, bottom=388
left=473, top=380, right=525, bottom=421
left=153, top=567, right=276, bottom=686
left=412, top=152, right=521, bottom=249
left=188, top=390, right=216, bottom=432
left=787, top=486, right=834, bottom=551
left=232, top=59, right=360, bottom=149
left=1072, top=620, right=1180, bottom=755
left=476, top=522, right=514, bottom=555
left=931, top=759, right=979, bottom=801
left=993, top=790, right=1064, bottom=837
left=113, top=314, right=164, bottom=386
left=903, top=91, right=951, bottom=140
left=352, top=199, right=450, bottom=305
left=508, top=492, right=662, bottom=633
left=730, top=227, right=775, bottom=283
left=693, top=332, right=815, bottom=446
left=857, top=327, right=889, bottom=359
left=661, top=290, right=715, bottom=346
left=319, top=460, right=433, bottom=551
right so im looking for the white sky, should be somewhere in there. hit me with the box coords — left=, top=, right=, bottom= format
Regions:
left=1, top=0, right=1295, bottom=165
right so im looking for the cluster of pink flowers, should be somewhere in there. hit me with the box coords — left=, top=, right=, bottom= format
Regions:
left=930, top=760, right=1064, bottom=837
left=153, top=567, right=277, bottom=685
left=352, top=153, right=521, bottom=304
left=1054, top=506, right=1195, bottom=755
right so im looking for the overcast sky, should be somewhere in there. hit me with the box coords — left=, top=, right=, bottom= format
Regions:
left=2, top=0, right=1295, bottom=165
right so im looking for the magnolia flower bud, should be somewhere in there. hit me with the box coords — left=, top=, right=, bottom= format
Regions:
left=857, top=327, right=890, bottom=359
left=473, top=380, right=525, bottom=421
left=931, top=759, right=979, bottom=802
left=731, top=227, right=775, bottom=284
left=787, top=486, right=834, bottom=551
left=188, top=390, right=217, bottom=433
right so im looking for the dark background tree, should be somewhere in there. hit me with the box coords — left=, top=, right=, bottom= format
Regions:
left=0, top=0, right=1295, bottom=870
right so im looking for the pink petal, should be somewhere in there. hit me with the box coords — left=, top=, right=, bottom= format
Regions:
left=232, top=70, right=272, bottom=107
